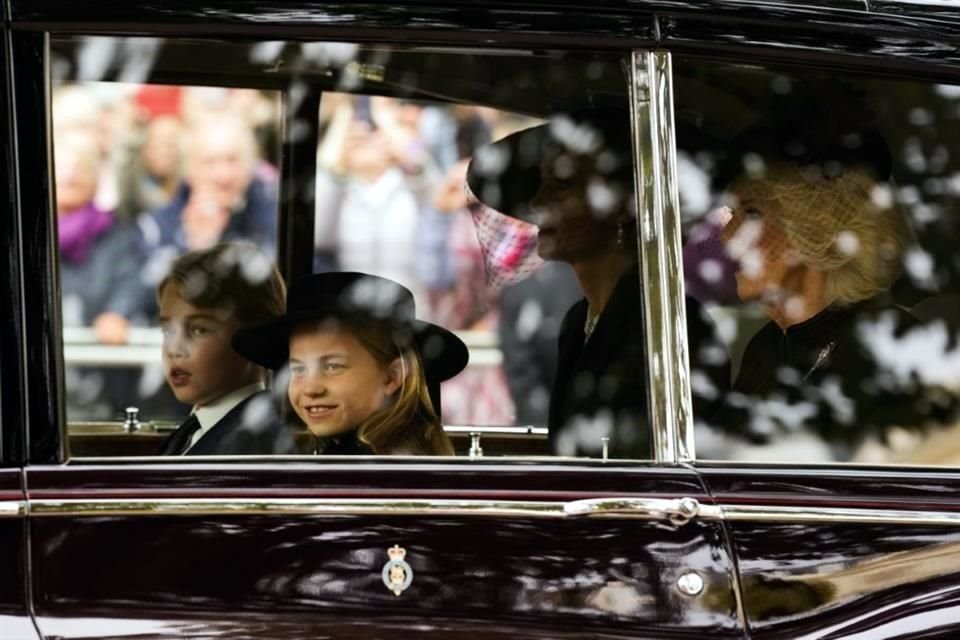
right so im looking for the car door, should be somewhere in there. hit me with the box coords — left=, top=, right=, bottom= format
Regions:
left=2, top=4, right=41, bottom=637
left=11, top=3, right=746, bottom=638
left=662, top=4, right=960, bottom=638
left=26, top=464, right=741, bottom=639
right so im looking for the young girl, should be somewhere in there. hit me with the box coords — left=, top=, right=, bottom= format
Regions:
left=233, top=272, right=468, bottom=455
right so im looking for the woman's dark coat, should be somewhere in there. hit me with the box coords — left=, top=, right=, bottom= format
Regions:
left=549, top=269, right=730, bottom=459
left=709, top=299, right=953, bottom=454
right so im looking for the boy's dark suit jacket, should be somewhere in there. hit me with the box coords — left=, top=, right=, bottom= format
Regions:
left=548, top=270, right=730, bottom=460
left=159, top=390, right=297, bottom=456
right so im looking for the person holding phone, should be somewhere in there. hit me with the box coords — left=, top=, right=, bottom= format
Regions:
left=314, top=94, right=439, bottom=310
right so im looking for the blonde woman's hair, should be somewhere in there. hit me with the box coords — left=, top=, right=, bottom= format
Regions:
left=732, top=162, right=908, bottom=305
left=347, top=317, right=454, bottom=456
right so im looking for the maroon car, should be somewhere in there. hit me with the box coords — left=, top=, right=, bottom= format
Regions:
left=3, top=1, right=960, bottom=638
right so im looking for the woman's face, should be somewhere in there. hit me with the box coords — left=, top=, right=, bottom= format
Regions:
left=54, top=137, right=100, bottom=214
left=528, top=149, right=627, bottom=263
left=287, top=323, right=402, bottom=438
left=719, top=192, right=795, bottom=305
left=142, top=116, right=182, bottom=179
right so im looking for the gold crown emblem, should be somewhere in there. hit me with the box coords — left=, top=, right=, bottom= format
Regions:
left=387, top=545, right=406, bottom=561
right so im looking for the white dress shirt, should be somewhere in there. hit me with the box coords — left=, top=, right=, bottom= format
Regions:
left=186, top=382, right=266, bottom=451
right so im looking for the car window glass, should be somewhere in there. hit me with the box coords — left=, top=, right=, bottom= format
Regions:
left=50, top=73, right=283, bottom=454
left=675, top=59, right=960, bottom=464
left=49, top=37, right=676, bottom=461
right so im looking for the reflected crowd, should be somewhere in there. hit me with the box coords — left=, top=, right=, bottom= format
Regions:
left=53, top=83, right=539, bottom=428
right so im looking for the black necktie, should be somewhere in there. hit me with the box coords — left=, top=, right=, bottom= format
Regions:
left=159, top=414, right=202, bottom=456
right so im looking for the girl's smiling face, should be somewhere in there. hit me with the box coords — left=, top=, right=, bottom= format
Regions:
left=286, top=322, right=402, bottom=437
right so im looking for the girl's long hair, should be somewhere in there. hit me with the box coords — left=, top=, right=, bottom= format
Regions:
left=348, top=317, right=454, bottom=456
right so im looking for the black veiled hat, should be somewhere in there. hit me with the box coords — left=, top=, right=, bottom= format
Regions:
left=232, top=272, right=469, bottom=384
left=466, top=78, right=893, bottom=220
left=465, top=107, right=633, bottom=223
left=710, top=78, right=893, bottom=190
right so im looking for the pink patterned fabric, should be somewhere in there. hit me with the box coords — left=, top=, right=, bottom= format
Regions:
left=466, top=188, right=543, bottom=291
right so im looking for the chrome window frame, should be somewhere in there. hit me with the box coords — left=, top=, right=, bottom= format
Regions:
left=630, top=50, right=692, bottom=464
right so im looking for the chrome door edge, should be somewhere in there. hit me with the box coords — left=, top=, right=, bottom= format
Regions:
left=32, top=498, right=958, bottom=526
left=720, top=504, right=960, bottom=527
left=31, top=496, right=709, bottom=520
left=631, top=49, right=694, bottom=464
left=0, top=500, right=26, bottom=517
left=30, top=498, right=569, bottom=518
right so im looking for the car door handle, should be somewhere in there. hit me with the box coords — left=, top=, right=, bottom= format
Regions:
left=564, top=497, right=721, bottom=525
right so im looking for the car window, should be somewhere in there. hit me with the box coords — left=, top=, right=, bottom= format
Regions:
left=674, top=58, right=960, bottom=464
left=50, top=37, right=690, bottom=461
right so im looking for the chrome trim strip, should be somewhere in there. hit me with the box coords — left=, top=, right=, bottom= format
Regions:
left=31, top=497, right=718, bottom=520
left=31, top=498, right=960, bottom=526
left=0, top=500, right=27, bottom=517
left=631, top=49, right=693, bottom=464
left=66, top=424, right=549, bottom=438
left=719, top=504, right=960, bottom=527
left=443, top=425, right=548, bottom=437
left=31, top=498, right=568, bottom=518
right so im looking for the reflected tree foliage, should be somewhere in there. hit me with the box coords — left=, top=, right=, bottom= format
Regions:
left=678, top=60, right=960, bottom=464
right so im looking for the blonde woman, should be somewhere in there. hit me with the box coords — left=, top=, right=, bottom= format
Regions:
left=233, top=272, right=467, bottom=455
left=714, top=149, right=926, bottom=454
left=721, top=162, right=908, bottom=331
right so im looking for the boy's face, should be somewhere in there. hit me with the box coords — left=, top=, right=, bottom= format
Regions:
left=158, top=285, right=261, bottom=407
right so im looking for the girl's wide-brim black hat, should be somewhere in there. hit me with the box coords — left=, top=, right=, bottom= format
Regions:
left=232, top=272, right=469, bottom=382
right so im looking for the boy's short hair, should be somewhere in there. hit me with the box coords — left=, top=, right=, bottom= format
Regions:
left=157, top=242, right=285, bottom=328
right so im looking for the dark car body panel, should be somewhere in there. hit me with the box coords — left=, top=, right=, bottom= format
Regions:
left=0, top=470, right=38, bottom=640
left=8, top=28, right=63, bottom=467
left=27, top=464, right=744, bottom=638
left=1, top=0, right=28, bottom=471
left=700, top=467, right=960, bottom=638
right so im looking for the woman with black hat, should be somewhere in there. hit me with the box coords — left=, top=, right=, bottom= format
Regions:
left=233, top=272, right=469, bottom=456
left=708, top=83, right=944, bottom=457
left=467, top=110, right=729, bottom=459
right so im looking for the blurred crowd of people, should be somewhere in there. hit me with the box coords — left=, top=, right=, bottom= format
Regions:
left=53, top=82, right=573, bottom=426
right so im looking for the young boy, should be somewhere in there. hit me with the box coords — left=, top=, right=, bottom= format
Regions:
left=155, top=242, right=296, bottom=455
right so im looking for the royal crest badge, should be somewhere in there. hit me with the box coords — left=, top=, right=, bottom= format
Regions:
left=381, top=545, right=414, bottom=596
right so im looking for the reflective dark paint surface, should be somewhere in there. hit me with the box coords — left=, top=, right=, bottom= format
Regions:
left=0, top=470, right=35, bottom=640
left=701, top=466, right=960, bottom=638
left=658, top=13, right=960, bottom=76
left=8, top=0, right=958, bottom=71
left=727, top=522, right=960, bottom=639
left=9, top=0, right=867, bottom=25
left=1, top=3, right=26, bottom=469
left=11, top=1, right=659, bottom=48
left=11, top=30, right=63, bottom=467
left=33, top=517, right=739, bottom=636
left=29, top=462, right=702, bottom=494
left=699, top=465, right=960, bottom=508
left=27, top=465, right=743, bottom=639
left=871, top=0, right=960, bottom=26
